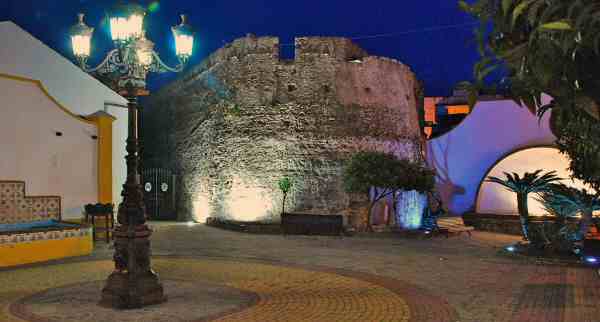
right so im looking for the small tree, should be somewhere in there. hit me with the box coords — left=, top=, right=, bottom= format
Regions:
left=394, top=158, right=436, bottom=193
left=486, top=170, right=561, bottom=240
left=343, top=151, right=435, bottom=230
left=278, top=177, right=292, bottom=215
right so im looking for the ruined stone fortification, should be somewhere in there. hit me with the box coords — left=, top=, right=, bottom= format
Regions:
left=144, top=35, right=422, bottom=224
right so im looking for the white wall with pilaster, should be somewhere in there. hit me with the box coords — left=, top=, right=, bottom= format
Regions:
left=0, top=77, right=97, bottom=218
left=0, top=21, right=128, bottom=208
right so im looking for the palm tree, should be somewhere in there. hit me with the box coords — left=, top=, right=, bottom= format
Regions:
left=544, top=185, right=600, bottom=240
left=536, top=183, right=580, bottom=219
left=486, top=170, right=561, bottom=241
left=535, top=183, right=580, bottom=248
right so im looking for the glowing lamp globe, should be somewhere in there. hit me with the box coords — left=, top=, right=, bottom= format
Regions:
left=109, top=3, right=146, bottom=42
left=69, top=14, right=94, bottom=58
left=135, top=35, right=155, bottom=67
left=172, top=15, right=194, bottom=61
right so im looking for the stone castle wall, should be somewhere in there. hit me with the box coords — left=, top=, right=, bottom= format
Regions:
left=144, top=35, right=422, bottom=224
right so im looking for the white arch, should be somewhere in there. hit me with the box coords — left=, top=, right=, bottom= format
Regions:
left=476, top=146, right=589, bottom=215
left=426, top=96, right=555, bottom=214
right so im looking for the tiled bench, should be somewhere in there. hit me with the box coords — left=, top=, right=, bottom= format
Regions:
left=0, top=181, right=92, bottom=268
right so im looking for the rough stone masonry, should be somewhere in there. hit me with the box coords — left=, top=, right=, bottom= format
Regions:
left=143, top=35, right=423, bottom=225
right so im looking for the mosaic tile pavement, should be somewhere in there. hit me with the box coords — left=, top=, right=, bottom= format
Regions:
left=11, top=279, right=257, bottom=322
left=4, top=223, right=600, bottom=321
left=0, top=257, right=446, bottom=322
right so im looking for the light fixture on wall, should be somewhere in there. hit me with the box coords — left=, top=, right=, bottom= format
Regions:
left=68, top=2, right=195, bottom=309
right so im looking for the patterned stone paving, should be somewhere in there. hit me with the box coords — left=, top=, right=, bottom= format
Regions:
left=0, top=257, right=452, bottom=322
left=508, top=266, right=600, bottom=322
left=2, top=223, right=600, bottom=321
left=11, top=279, right=257, bottom=322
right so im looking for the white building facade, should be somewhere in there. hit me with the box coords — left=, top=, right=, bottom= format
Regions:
left=0, top=21, right=128, bottom=219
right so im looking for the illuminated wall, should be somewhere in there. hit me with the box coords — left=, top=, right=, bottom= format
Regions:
left=476, top=147, right=589, bottom=215
left=446, top=105, right=470, bottom=115
left=395, top=190, right=426, bottom=229
left=424, top=97, right=442, bottom=124
left=146, top=36, right=422, bottom=223
left=426, top=96, right=556, bottom=214
left=370, top=189, right=426, bottom=229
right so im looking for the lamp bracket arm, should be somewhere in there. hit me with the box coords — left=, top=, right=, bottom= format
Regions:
left=84, top=49, right=125, bottom=74
left=149, top=50, right=184, bottom=73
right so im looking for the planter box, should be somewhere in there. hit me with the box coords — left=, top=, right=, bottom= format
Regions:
left=462, top=212, right=580, bottom=235
left=206, top=217, right=281, bottom=234
left=281, top=213, right=343, bottom=236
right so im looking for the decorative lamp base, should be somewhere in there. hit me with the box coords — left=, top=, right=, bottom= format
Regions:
left=101, top=270, right=166, bottom=309
left=100, top=225, right=166, bottom=309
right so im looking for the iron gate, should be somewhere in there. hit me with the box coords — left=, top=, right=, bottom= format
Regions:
left=142, top=168, right=177, bottom=220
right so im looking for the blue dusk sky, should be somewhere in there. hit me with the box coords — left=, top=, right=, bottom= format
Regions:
left=0, top=0, right=482, bottom=96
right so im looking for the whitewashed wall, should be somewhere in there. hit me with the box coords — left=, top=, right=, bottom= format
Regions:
left=0, top=77, right=97, bottom=218
left=426, top=96, right=555, bottom=215
left=0, top=21, right=128, bottom=207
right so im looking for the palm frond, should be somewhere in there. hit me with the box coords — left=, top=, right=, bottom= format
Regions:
left=528, top=170, right=562, bottom=192
left=538, top=183, right=600, bottom=214
left=486, top=175, right=519, bottom=192
left=487, top=169, right=562, bottom=194
left=536, top=183, right=580, bottom=217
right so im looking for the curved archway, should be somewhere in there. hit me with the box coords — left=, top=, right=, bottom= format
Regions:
left=425, top=96, right=556, bottom=214
left=475, top=146, right=588, bottom=215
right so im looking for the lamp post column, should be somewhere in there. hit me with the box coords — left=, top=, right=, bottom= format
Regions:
left=100, top=92, right=166, bottom=309
left=69, top=9, right=194, bottom=309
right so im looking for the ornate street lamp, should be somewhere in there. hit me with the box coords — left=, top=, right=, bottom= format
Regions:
left=69, top=3, right=194, bottom=309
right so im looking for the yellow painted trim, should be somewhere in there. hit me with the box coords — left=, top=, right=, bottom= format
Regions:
left=0, top=73, right=96, bottom=125
left=0, top=235, right=93, bottom=268
left=65, top=218, right=85, bottom=224
left=88, top=114, right=114, bottom=204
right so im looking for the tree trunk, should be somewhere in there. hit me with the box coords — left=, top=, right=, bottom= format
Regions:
left=578, top=208, right=593, bottom=240
left=367, top=188, right=383, bottom=232
left=517, top=193, right=530, bottom=241
left=388, top=191, right=398, bottom=227
left=281, top=192, right=287, bottom=215
left=366, top=201, right=375, bottom=232
left=367, top=188, right=393, bottom=231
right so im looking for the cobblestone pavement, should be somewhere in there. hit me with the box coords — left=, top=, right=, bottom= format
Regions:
left=2, top=223, right=600, bottom=322
left=0, top=258, right=430, bottom=322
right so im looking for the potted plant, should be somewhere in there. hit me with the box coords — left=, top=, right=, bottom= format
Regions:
left=278, top=177, right=292, bottom=215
